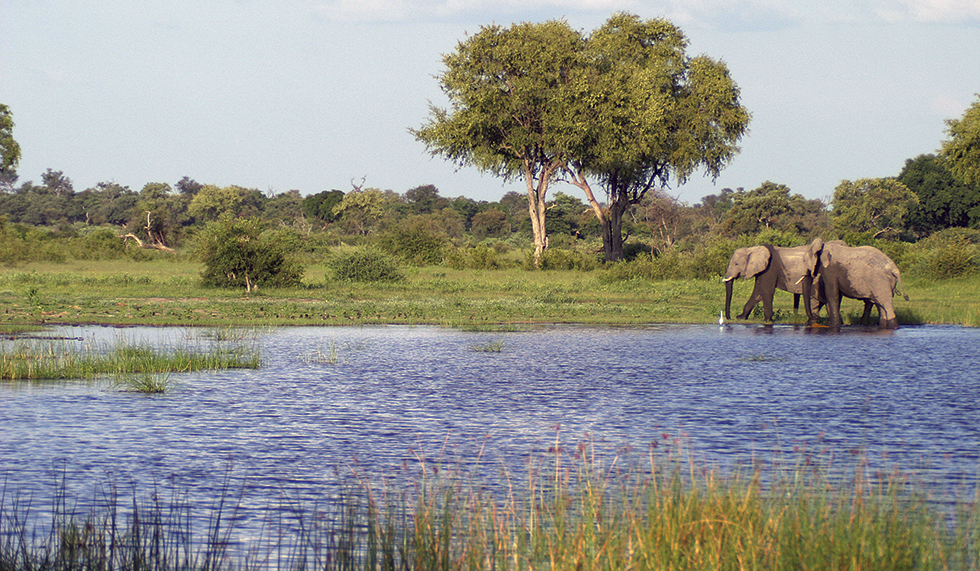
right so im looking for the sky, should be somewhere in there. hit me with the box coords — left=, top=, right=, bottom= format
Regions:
left=1, top=0, right=978, bottom=206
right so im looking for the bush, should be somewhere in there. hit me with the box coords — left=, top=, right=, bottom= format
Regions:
left=906, top=228, right=980, bottom=279
left=622, top=241, right=654, bottom=261
left=196, top=217, right=305, bottom=290
left=601, top=250, right=689, bottom=282
left=689, top=236, right=737, bottom=279
left=68, top=227, right=128, bottom=260
left=526, top=247, right=601, bottom=271
left=446, top=245, right=503, bottom=270
left=328, top=247, right=405, bottom=282
left=742, top=228, right=805, bottom=248
left=379, top=217, right=449, bottom=266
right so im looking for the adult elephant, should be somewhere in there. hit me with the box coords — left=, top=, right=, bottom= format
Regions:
left=801, top=238, right=907, bottom=329
left=723, top=244, right=809, bottom=322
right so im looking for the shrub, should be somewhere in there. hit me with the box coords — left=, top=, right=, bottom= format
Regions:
left=446, top=245, right=502, bottom=270
left=380, top=217, right=449, bottom=266
left=601, top=249, right=688, bottom=282
left=68, top=227, right=128, bottom=260
left=742, top=228, right=805, bottom=248
left=907, top=228, right=980, bottom=279
left=196, top=217, right=305, bottom=291
left=622, top=241, right=653, bottom=261
left=526, top=247, right=601, bottom=271
left=328, top=246, right=405, bottom=282
left=690, top=236, right=737, bottom=279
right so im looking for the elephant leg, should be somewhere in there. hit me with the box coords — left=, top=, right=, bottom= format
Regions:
left=877, top=294, right=899, bottom=329
left=793, top=293, right=800, bottom=313
left=825, top=281, right=842, bottom=329
left=762, top=293, right=774, bottom=322
left=739, top=282, right=765, bottom=319
left=861, top=301, right=873, bottom=325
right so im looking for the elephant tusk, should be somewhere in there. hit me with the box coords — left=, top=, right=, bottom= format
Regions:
left=795, top=276, right=806, bottom=285
left=723, top=277, right=735, bottom=282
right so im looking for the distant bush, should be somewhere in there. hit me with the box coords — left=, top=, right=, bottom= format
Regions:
left=906, top=228, right=980, bottom=279
left=622, top=241, right=654, bottom=261
left=0, top=220, right=67, bottom=264
left=328, top=247, right=405, bottom=282
left=526, top=247, right=601, bottom=271
left=379, top=217, right=448, bottom=266
left=68, top=227, right=128, bottom=260
left=689, top=236, right=737, bottom=279
left=739, top=228, right=805, bottom=248
left=601, top=250, right=689, bottom=282
left=446, top=245, right=504, bottom=270
left=196, top=217, right=304, bottom=290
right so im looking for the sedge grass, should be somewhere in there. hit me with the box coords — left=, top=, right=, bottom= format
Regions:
left=0, top=339, right=259, bottom=381
left=469, top=340, right=505, bottom=352
left=1, top=438, right=978, bottom=571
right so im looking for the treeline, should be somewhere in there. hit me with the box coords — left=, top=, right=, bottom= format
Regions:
left=1, top=152, right=979, bottom=284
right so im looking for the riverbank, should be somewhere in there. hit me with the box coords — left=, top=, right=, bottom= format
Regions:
left=2, top=260, right=978, bottom=327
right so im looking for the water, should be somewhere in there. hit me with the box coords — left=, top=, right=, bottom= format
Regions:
left=2, top=323, right=979, bottom=540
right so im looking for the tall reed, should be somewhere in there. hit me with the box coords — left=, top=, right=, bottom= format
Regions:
left=0, top=339, right=259, bottom=381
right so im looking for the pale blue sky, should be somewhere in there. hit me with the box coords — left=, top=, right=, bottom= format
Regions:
left=2, top=0, right=978, bottom=205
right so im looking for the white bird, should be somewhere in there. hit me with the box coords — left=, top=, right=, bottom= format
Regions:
left=719, top=311, right=725, bottom=326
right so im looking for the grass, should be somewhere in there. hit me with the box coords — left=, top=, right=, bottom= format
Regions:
left=2, top=259, right=977, bottom=327
left=1, top=438, right=978, bottom=571
left=469, top=339, right=505, bottom=352
left=110, top=372, right=176, bottom=393
left=0, top=338, right=260, bottom=381
left=303, top=340, right=340, bottom=364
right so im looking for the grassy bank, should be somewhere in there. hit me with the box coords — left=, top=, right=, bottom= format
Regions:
left=2, top=440, right=978, bottom=571
left=1, top=260, right=978, bottom=327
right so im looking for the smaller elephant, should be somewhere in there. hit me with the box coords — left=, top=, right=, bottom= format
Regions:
left=801, top=238, right=908, bottom=329
left=724, top=245, right=805, bottom=322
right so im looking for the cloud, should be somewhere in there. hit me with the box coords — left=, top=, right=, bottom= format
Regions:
left=933, top=94, right=969, bottom=118
left=296, top=0, right=980, bottom=26
left=894, top=0, right=980, bottom=22
left=309, top=0, right=411, bottom=22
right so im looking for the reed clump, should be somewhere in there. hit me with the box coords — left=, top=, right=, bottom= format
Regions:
left=3, top=439, right=977, bottom=571
left=0, top=339, right=260, bottom=381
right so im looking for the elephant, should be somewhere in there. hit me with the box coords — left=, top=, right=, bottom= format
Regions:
left=724, top=242, right=872, bottom=323
left=723, top=244, right=810, bottom=322
left=801, top=238, right=908, bottom=329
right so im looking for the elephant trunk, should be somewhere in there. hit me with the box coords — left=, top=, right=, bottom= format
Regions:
left=724, top=278, right=734, bottom=320
left=801, top=275, right=814, bottom=324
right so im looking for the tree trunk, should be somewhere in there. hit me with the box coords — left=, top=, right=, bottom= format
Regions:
left=525, top=161, right=556, bottom=267
left=566, top=167, right=634, bottom=262
left=604, top=200, right=627, bottom=261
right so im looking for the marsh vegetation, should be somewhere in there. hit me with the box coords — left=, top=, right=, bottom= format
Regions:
left=2, top=440, right=978, bottom=571
left=0, top=335, right=259, bottom=384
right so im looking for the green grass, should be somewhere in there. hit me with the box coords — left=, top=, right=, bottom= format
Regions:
left=1, top=260, right=978, bottom=327
left=469, top=339, right=505, bottom=352
left=0, top=338, right=260, bottom=381
left=2, top=439, right=977, bottom=570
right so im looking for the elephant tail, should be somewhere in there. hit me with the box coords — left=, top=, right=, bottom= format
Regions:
left=894, top=271, right=910, bottom=301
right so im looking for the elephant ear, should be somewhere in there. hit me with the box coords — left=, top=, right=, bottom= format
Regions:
left=745, top=246, right=770, bottom=277
left=805, top=238, right=825, bottom=275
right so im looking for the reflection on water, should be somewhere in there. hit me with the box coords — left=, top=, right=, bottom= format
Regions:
left=2, top=323, right=979, bottom=533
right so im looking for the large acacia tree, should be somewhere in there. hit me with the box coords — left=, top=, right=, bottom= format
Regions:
left=564, top=13, right=751, bottom=261
left=413, top=20, right=586, bottom=265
